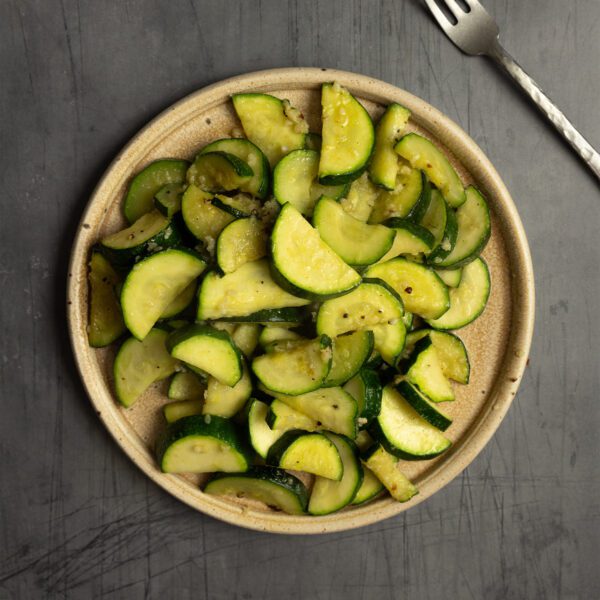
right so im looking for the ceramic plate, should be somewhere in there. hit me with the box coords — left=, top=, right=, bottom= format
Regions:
left=67, top=68, right=534, bottom=534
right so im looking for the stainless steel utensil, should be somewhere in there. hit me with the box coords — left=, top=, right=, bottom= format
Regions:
left=424, top=0, right=600, bottom=180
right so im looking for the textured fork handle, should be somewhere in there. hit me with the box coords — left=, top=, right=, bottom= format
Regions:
left=489, top=40, right=600, bottom=180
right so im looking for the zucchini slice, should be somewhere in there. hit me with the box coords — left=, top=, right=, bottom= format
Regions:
left=168, top=371, right=205, bottom=401
left=232, top=93, right=307, bottom=167
left=88, top=252, right=126, bottom=347
left=365, top=258, right=449, bottom=320
left=431, top=186, right=491, bottom=268
left=270, top=203, right=361, bottom=300
left=352, top=465, right=385, bottom=505
left=166, top=324, right=243, bottom=387
left=252, top=335, right=333, bottom=395
left=369, top=103, right=411, bottom=190
left=272, top=387, right=357, bottom=439
left=160, top=280, right=196, bottom=319
left=319, top=82, right=375, bottom=185
left=157, top=414, right=250, bottom=474
left=361, top=445, right=418, bottom=502
left=312, top=196, right=395, bottom=266
left=305, top=132, right=322, bottom=152
left=368, top=165, right=423, bottom=223
left=426, top=198, right=458, bottom=264
left=404, top=330, right=470, bottom=384
left=181, top=184, right=234, bottom=242
left=395, top=134, right=465, bottom=207
left=376, top=219, right=435, bottom=263
left=396, top=381, right=452, bottom=431
left=258, top=326, right=303, bottom=348
left=267, top=430, right=343, bottom=480
left=163, top=400, right=203, bottom=423
left=197, top=259, right=310, bottom=321
left=370, top=320, right=407, bottom=366
left=154, top=183, right=185, bottom=217
left=121, top=248, right=206, bottom=340
left=213, top=307, right=308, bottom=325
left=419, top=188, right=447, bottom=253
left=273, top=149, right=348, bottom=216
left=100, top=209, right=182, bottom=267
left=266, top=399, right=319, bottom=432
left=436, top=268, right=462, bottom=288
left=343, top=368, right=382, bottom=427
left=187, top=151, right=253, bottom=193
left=114, top=328, right=178, bottom=407
left=216, top=217, right=267, bottom=274
left=211, top=193, right=261, bottom=219
left=124, top=159, right=189, bottom=223
left=339, top=172, right=379, bottom=222
left=324, top=330, right=374, bottom=387
left=399, top=336, right=455, bottom=402
left=316, top=279, right=404, bottom=339
left=426, top=258, right=490, bottom=330
left=308, top=433, right=363, bottom=515
left=204, top=466, right=309, bottom=515
left=203, top=363, right=252, bottom=418
left=231, top=323, right=261, bottom=357
left=370, top=386, right=451, bottom=459
left=199, top=138, right=269, bottom=199
left=247, top=399, right=285, bottom=458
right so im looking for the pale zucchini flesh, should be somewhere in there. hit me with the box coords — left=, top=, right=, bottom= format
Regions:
left=216, top=217, right=267, bottom=274
left=362, top=445, right=418, bottom=502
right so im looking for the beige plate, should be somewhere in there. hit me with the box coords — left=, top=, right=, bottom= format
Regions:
left=67, top=68, right=535, bottom=534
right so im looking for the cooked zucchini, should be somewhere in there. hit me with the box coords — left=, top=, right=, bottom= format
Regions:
left=376, top=219, right=434, bottom=263
left=399, top=336, right=455, bottom=402
left=157, top=414, right=250, bottom=473
left=197, top=259, right=310, bottom=321
left=124, top=159, right=189, bottom=223
left=431, top=186, right=491, bottom=268
left=181, top=184, right=234, bottom=242
left=204, top=466, right=309, bottom=515
left=273, top=149, right=347, bottom=216
left=368, top=165, right=423, bottom=223
left=258, top=326, right=303, bottom=348
left=252, top=335, right=333, bottom=395
left=426, top=197, right=458, bottom=264
left=419, top=188, right=447, bottom=254
left=231, top=323, right=261, bottom=357
left=216, top=217, right=267, bottom=274
left=232, top=93, right=307, bottom=166
left=246, top=399, right=285, bottom=458
left=370, top=385, right=451, bottom=459
left=88, top=252, right=126, bottom=347
left=203, top=363, right=252, bottom=418
left=308, top=433, right=363, bottom=515
left=324, top=330, right=374, bottom=387
left=100, top=209, right=182, bottom=267
left=154, top=183, right=185, bottom=217
left=163, top=400, right=203, bottom=424
left=270, top=203, right=361, bottom=300
left=266, top=399, right=319, bottom=432
left=395, top=133, right=466, bottom=207
left=436, top=267, right=462, bottom=287
left=120, top=248, right=206, bottom=340
left=339, top=172, right=379, bottom=222
left=352, top=465, right=385, bottom=505
left=160, top=281, right=196, bottom=319
left=166, top=324, right=243, bottom=387
left=319, top=82, right=375, bottom=185
left=270, top=387, right=357, bottom=438
left=198, top=138, right=269, bottom=199
left=312, top=196, right=395, bottom=266
left=267, top=430, right=343, bottom=480
left=365, top=258, right=449, bottom=320
left=396, top=381, right=452, bottom=431
left=168, top=371, right=205, bottom=401
left=426, top=258, right=490, bottom=330
left=369, top=103, right=411, bottom=190
left=114, top=328, right=178, bottom=407
left=361, top=444, right=418, bottom=502
left=343, top=368, right=382, bottom=427
left=187, top=151, right=253, bottom=193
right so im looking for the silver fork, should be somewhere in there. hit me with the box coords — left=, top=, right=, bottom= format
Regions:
left=424, top=0, right=600, bottom=180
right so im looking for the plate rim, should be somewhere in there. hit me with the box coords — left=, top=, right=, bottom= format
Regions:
left=67, top=67, right=535, bottom=534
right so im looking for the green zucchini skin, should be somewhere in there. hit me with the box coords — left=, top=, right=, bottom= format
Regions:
left=396, top=381, right=452, bottom=431
left=187, top=151, right=254, bottom=193
left=199, top=138, right=270, bottom=199
left=212, top=307, right=308, bottom=324
left=426, top=200, right=458, bottom=264
left=124, top=159, right=189, bottom=224
left=323, top=330, right=375, bottom=387
left=407, top=173, right=432, bottom=223
left=154, top=183, right=185, bottom=217
left=156, top=414, right=251, bottom=473
left=343, top=368, right=382, bottom=427
left=204, top=466, right=309, bottom=515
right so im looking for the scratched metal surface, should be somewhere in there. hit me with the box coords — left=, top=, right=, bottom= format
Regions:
left=1, top=0, right=599, bottom=598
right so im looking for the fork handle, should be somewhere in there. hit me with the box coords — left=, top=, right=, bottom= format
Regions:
left=489, top=40, right=600, bottom=181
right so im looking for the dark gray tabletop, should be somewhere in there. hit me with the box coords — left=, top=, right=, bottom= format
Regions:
left=1, top=1, right=599, bottom=598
